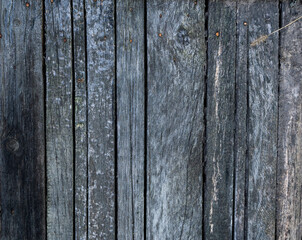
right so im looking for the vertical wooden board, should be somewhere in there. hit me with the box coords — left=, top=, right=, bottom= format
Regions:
left=73, top=0, right=88, bottom=239
left=277, top=2, right=302, bottom=239
left=233, top=2, right=249, bottom=239
left=247, top=1, right=279, bottom=239
left=0, top=1, right=45, bottom=239
left=204, top=1, right=236, bottom=239
left=45, top=0, right=74, bottom=239
left=147, top=1, right=206, bottom=239
left=85, top=0, right=115, bottom=239
left=116, top=0, right=145, bottom=239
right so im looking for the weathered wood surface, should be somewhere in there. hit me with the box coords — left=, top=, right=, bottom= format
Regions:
left=277, top=1, right=302, bottom=240
left=233, top=3, right=249, bottom=240
left=73, top=0, right=88, bottom=239
left=0, top=1, right=45, bottom=239
left=247, top=1, right=279, bottom=239
left=45, top=0, right=74, bottom=239
left=116, top=0, right=145, bottom=239
left=1, top=1, right=302, bottom=239
left=146, top=1, right=206, bottom=239
left=204, top=1, right=236, bottom=239
left=85, top=0, right=116, bottom=239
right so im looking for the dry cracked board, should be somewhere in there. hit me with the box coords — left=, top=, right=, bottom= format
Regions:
left=73, top=0, right=88, bottom=239
left=146, top=0, right=206, bottom=239
left=204, top=1, right=236, bottom=239
left=233, top=2, right=249, bottom=239
left=45, top=0, right=74, bottom=239
left=0, top=1, right=45, bottom=239
left=85, top=0, right=116, bottom=239
left=116, top=0, right=145, bottom=239
left=277, top=1, right=302, bottom=239
left=247, top=1, right=279, bottom=239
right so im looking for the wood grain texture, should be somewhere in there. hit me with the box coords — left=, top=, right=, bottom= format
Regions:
left=85, top=0, right=115, bottom=239
left=277, top=1, right=302, bottom=239
left=233, top=2, right=249, bottom=239
left=146, top=1, right=206, bottom=239
left=73, top=0, right=88, bottom=239
left=116, top=0, right=145, bottom=239
left=247, top=1, right=279, bottom=239
left=204, top=1, right=236, bottom=239
left=0, top=1, right=45, bottom=239
left=45, top=1, right=74, bottom=239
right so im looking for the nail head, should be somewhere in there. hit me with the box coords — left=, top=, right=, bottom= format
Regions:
left=216, top=32, right=220, bottom=37
left=26, top=2, right=30, bottom=7
left=158, top=33, right=162, bottom=37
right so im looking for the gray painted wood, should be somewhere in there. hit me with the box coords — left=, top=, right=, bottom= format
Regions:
left=0, top=1, right=45, bottom=239
left=45, top=0, right=74, bottom=239
left=73, top=0, right=88, bottom=239
left=277, top=2, right=302, bottom=239
left=146, top=1, right=206, bottom=239
left=116, top=0, right=145, bottom=239
left=204, top=1, right=236, bottom=239
left=85, top=0, right=115, bottom=239
left=247, top=1, right=279, bottom=239
left=233, top=2, right=249, bottom=239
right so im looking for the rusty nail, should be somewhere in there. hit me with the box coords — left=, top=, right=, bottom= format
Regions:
left=158, top=33, right=162, bottom=37
left=0, top=34, right=2, bottom=39
left=244, top=22, right=248, bottom=26
left=63, top=38, right=67, bottom=43
left=216, top=32, right=220, bottom=37
left=51, top=0, right=54, bottom=3
left=129, top=39, right=133, bottom=43
left=26, top=2, right=30, bottom=7
left=78, top=78, right=84, bottom=83
left=159, top=14, right=162, bottom=18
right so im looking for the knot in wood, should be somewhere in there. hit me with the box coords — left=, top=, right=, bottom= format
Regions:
left=5, top=138, right=20, bottom=153
left=177, top=26, right=190, bottom=45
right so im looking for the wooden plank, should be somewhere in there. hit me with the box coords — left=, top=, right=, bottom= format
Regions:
left=0, top=1, right=45, bottom=239
left=73, top=0, right=88, bottom=239
left=45, top=1, right=74, bottom=239
left=146, top=1, right=206, bottom=239
left=204, top=1, right=236, bottom=239
left=85, top=0, right=115, bottom=239
left=247, top=1, right=279, bottom=239
left=233, top=2, right=249, bottom=239
left=116, top=0, right=145, bottom=239
left=277, top=2, right=302, bottom=239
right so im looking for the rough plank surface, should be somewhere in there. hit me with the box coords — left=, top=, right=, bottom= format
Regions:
left=146, top=1, right=206, bottom=239
left=204, top=1, right=236, bottom=239
left=0, top=1, right=45, bottom=239
left=45, top=1, right=74, bottom=239
left=247, top=1, right=279, bottom=239
left=85, top=0, right=115, bottom=239
left=233, top=2, right=249, bottom=239
left=116, top=0, right=145, bottom=239
left=277, top=2, right=302, bottom=239
left=73, top=0, right=88, bottom=239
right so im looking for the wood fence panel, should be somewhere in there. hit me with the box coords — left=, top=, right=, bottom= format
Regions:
left=146, top=1, right=206, bottom=239
left=247, top=1, right=279, bottom=239
left=233, top=2, right=249, bottom=239
left=277, top=2, right=302, bottom=240
left=45, top=1, right=74, bottom=239
left=73, top=0, right=88, bottom=239
left=85, top=0, right=116, bottom=239
left=204, top=1, right=236, bottom=239
left=116, top=0, right=145, bottom=239
left=0, top=1, right=45, bottom=239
